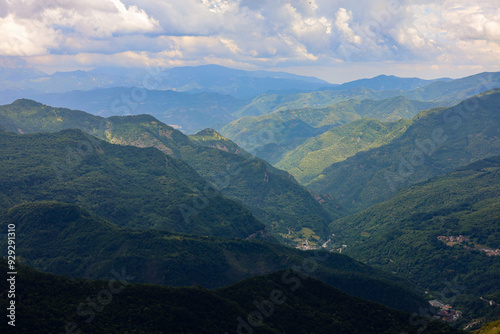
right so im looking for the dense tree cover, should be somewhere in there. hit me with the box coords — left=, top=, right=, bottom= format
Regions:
left=0, top=259, right=462, bottom=334
left=178, top=140, right=342, bottom=239
left=0, top=129, right=265, bottom=238
left=275, top=118, right=410, bottom=184
left=0, top=201, right=431, bottom=314
left=229, top=87, right=388, bottom=118
left=329, top=156, right=500, bottom=325
left=0, top=98, right=191, bottom=157
left=220, top=96, right=442, bottom=154
left=0, top=85, right=497, bottom=332
left=0, top=99, right=342, bottom=242
left=188, top=127, right=349, bottom=241
left=308, top=89, right=500, bottom=211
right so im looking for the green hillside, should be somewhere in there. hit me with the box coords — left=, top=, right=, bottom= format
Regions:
left=231, top=87, right=386, bottom=118
left=188, top=128, right=253, bottom=157
left=402, top=72, right=500, bottom=102
left=0, top=98, right=192, bottom=157
left=0, top=129, right=265, bottom=238
left=328, top=156, right=500, bottom=325
left=474, top=320, right=500, bottom=334
left=1, top=201, right=429, bottom=314
left=308, top=89, right=500, bottom=211
left=275, top=118, right=410, bottom=184
left=0, top=99, right=342, bottom=244
left=220, top=96, right=443, bottom=157
left=177, top=140, right=342, bottom=242
left=0, top=258, right=461, bottom=334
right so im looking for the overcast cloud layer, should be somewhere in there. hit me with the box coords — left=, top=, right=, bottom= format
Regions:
left=1, top=0, right=499, bottom=82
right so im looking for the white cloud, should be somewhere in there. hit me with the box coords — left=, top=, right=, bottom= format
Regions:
left=0, top=0, right=160, bottom=56
left=484, top=21, right=500, bottom=40
left=335, top=8, right=363, bottom=45
left=202, top=0, right=237, bottom=14
left=0, top=14, right=60, bottom=56
left=0, top=0, right=499, bottom=77
left=42, top=0, right=160, bottom=38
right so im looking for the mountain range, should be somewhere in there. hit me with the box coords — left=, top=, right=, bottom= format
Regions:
left=0, top=61, right=334, bottom=97
left=219, top=96, right=442, bottom=162
left=274, top=118, right=411, bottom=184
left=0, top=99, right=343, bottom=245
left=2, top=59, right=499, bottom=133
left=0, top=128, right=264, bottom=239
left=1, top=64, right=499, bottom=332
left=307, top=89, right=500, bottom=212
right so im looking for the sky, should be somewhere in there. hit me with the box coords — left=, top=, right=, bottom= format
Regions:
left=0, top=0, right=499, bottom=83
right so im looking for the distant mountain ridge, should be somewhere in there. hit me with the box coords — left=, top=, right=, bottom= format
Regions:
left=7, top=87, right=243, bottom=133
left=230, top=71, right=500, bottom=119
left=334, top=74, right=452, bottom=91
left=152, top=64, right=334, bottom=98
left=1, top=63, right=498, bottom=133
left=0, top=62, right=334, bottom=98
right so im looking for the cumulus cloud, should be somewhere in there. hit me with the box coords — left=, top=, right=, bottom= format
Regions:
left=335, top=8, right=362, bottom=45
left=0, top=14, right=60, bottom=56
left=0, top=0, right=160, bottom=56
left=42, top=0, right=160, bottom=38
left=0, top=0, right=499, bottom=75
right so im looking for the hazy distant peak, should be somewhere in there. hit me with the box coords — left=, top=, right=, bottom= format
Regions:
left=0, top=56, right=29, bottom=69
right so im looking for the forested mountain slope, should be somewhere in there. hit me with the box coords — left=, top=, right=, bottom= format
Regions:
left=0, top=129, right=264, bottom=238
left=0, top=99, right=343, bottom=244
left=0, top=258, right=460, bottom=334
left=329, top=156, right=500, bottom=325
left=1, top=201, right=429, bottom=314
left=308, top=89, right=500, bottom=211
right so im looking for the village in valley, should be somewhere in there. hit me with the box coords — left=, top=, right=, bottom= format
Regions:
left=437, top=235, right=500, bottom=256
left=429, top=300, right=463, bottom=322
